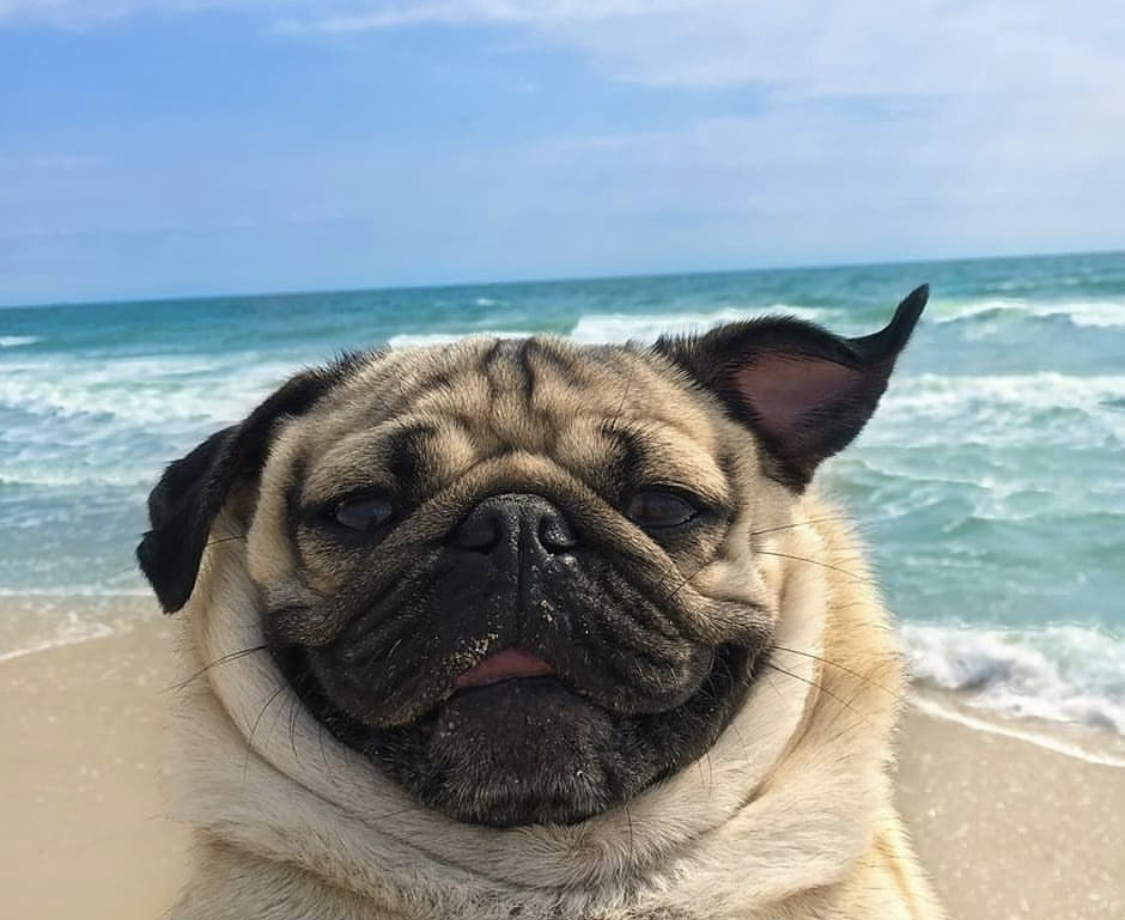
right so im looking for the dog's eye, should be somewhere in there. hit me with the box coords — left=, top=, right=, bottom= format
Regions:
left=625, top=490, right=698, bottom=530
left=331, top=496, right=395, bottom=532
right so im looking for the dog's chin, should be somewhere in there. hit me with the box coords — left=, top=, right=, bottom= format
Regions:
left=374, top=676, right=624, bottom=827
left=274, top=641, right=757, bottom=829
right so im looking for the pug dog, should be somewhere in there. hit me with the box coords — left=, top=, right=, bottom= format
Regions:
left=138, top=286, right=944, bottom=919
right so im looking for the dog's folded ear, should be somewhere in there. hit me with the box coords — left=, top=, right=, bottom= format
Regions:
left=137, top=359, right=359, bottom=614
left=656, top=285, right=928, bottom=489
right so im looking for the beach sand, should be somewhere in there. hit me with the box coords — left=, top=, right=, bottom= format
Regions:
left=2, top=613, right=1122, bottom=920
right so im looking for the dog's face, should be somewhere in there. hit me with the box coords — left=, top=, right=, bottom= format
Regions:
left=138, top=288, right=926, bottom=829
left=254, top=338, right=770, bottom=829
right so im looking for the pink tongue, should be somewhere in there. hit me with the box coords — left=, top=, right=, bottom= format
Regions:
left=454, top=648, right=554, bottom=689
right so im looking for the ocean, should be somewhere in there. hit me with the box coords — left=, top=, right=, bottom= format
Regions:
left=2, top=251, right=1123, bottom=743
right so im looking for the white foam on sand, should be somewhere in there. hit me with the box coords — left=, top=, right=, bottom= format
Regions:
left=0, top=611, right=118, bottom=664
left=902, top=623, right=1125, bottom=744
left=908, top=693, right=1125, bottom=768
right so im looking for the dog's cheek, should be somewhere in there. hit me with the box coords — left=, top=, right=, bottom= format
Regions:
left=245, top=454, right=308, bottom=593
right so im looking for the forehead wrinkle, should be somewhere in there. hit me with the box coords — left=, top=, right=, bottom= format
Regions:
left=606, top=419, right=731, bottom=504
left=297, top=414, right=446, bottom=502
left=311, top=337, right=693, bottom=435
left=288, top=336, right=734, bottom=501
left=404, top=338, right=554, bottom=455
left=483, top=337, right=610, bottom=453
left=318, top=338, right=496, bottom=418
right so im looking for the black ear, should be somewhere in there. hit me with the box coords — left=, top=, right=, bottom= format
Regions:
left=137, top=359, right=360, bottom=613
left=656, top=285, right=928, bottom=489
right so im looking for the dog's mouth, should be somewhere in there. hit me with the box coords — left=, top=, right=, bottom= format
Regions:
left=269, top=628, right=760, bottom=828
left=265, top=542, right=768, bottom=828
left=452, top=647, right=556, bottom=691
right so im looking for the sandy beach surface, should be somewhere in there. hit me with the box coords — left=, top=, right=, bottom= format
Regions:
left=2, top=612, right=1122, bottom=920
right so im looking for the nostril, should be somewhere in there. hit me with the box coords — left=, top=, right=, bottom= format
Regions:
left=538, top=514, right=577, bottom=553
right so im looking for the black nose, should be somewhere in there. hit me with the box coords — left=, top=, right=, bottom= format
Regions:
left=451, top=493, right=577, bottom=557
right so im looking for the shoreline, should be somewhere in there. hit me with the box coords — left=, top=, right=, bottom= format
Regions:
left=3, top=595, right=1122, bottom=767
left=909, top=687, right=1125, bottom=768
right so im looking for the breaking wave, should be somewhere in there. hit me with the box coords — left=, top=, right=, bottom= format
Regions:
left=902, top=623, right=1125, bottom=737
left=930, top=297, right=1125, bottom=328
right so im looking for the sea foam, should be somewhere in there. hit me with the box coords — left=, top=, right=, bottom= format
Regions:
left=870, top=372, right=1125, bottom=448
left=931, top=297, right=1125, bottom=328
left=568, top=305, right=831, bottom=343
left=902, top=623, right=1125, bottom=736
left=386, top=305, right=833, bottom=350
left=0, top=354, right=290, bottom=426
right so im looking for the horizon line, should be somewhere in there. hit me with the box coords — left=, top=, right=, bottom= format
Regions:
left=4, top=245, right=1123, bottom=312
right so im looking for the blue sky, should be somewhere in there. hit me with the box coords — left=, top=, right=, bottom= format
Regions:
left=2, top=1, right=1123, bottom=305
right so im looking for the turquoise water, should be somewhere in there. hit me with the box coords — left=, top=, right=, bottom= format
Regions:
left=2, top=251, right=1123, bottom=731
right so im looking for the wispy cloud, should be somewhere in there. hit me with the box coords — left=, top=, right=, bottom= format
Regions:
left=6, top=1, right=1123, bottom=101
left=273, top=1, right=682, bottom=34
left=0, top=0, right=671, bottom=30
left=270, top=0, right=1125, bottom=103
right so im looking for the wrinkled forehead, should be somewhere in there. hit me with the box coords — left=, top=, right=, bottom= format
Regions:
left=280, top=336, right=738, bottom=502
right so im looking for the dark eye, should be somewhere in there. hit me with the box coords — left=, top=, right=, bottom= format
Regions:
left=625, top=490, right=698, bottom=530
left=331, top=496, right=395, bottom=532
